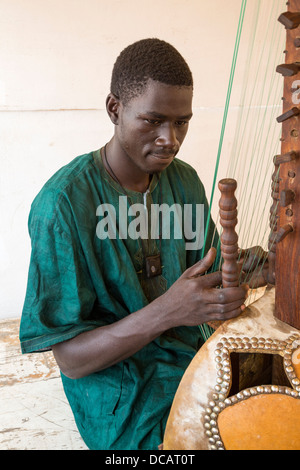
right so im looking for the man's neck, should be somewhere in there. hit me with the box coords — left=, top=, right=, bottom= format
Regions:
left=104, top=140, right=151, bottom=193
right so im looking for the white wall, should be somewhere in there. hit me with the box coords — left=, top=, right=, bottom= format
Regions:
left=0, top=0, right=286, bottom=319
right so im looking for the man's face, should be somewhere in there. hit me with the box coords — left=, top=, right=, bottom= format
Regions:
left=114, top=79, right=193, bottom=174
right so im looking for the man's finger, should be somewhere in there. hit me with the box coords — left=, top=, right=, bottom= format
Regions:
left=184, top=247, right=217, bottom=279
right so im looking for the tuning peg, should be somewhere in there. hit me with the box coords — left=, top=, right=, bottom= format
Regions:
left=278, top=11, right=300, bottom=30
left=276, top=63, right=300, bottom=77
left=276, top=224, right=294, bottom=243
left=280, top=190, right=296, bottom=207
left=273, top=151, right=297, bottom=165
left=277, top=107, right=300, bottom=123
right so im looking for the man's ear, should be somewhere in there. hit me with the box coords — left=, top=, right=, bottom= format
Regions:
left=106, top=93, right=121, bottom=125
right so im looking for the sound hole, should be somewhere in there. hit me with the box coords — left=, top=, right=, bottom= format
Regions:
left=228, top=352, right=291, bottom=397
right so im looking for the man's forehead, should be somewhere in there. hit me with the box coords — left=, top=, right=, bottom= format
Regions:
left=129, top=80, right=193, bottom=114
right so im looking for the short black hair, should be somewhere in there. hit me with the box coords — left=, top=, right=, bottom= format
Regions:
left=110, top=38, right=193, bottom=105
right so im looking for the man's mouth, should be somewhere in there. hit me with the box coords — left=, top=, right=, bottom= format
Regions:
left=150, top=153, right=176, bottom=160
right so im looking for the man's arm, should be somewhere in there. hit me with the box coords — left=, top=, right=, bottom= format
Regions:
left=52, top=248, right=248, bottom=379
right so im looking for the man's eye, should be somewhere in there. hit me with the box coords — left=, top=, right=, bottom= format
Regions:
left=146, top=119, right=161, bottom=125
left=175, top=121, right=188, bottom=126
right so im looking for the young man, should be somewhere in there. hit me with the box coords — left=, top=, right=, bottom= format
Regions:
left=20, top=39, right=249, bottom=450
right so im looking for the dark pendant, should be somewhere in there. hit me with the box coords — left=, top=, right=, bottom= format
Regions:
left=145, top=254, right=162, bottom=278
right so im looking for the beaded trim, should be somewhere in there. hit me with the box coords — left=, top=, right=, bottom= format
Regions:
left=204, top=334, right=300, bottom=450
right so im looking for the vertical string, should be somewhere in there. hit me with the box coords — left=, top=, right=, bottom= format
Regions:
left=199, top=0, right=248, bottom=342
left=198, top=0, right=286, bottom=341
left=224, top=0, right=286, bottom=291
left=201, top=0, right=248, bottom=260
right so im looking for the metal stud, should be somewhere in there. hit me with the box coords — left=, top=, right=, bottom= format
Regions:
left=205, top=334, right=300, bottom=450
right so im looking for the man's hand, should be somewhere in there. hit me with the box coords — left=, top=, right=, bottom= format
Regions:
left=158, top=247, right=249, bottom=328
left=52, top=247, right=249, bottom=379
left=238, top=246, right=269, bottom=288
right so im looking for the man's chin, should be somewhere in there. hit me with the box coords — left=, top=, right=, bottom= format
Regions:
left=146, top=153, right=175, bottom=172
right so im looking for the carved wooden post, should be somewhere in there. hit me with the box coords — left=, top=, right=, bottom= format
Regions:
left=275, top=0, right=300, bottom=329
left=218, top=179, right=239, bottom=288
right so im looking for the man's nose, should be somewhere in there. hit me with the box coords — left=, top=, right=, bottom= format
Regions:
left=155, top=124, right=179, bottom=149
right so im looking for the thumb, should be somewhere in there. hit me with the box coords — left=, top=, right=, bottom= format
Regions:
left=184, top=247, right=217, bottom=279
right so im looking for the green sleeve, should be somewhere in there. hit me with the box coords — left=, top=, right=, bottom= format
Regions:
left=20, top=190, right=97, bottom=353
